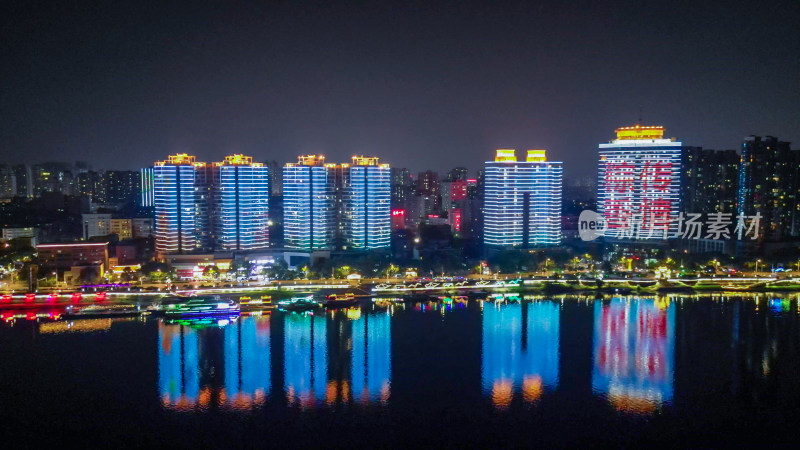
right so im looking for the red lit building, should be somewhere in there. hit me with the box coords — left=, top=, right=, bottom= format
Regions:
left=391, top=209, right=406, bottom=230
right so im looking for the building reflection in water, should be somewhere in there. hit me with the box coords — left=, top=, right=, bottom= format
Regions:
left=159, top=322, right=200, bottom=409
left=592, top=298, right=674, bottom=414
left=284, top=313, right=327, bottom=407
left=351, top=311, right=391, bottom=404
left=224, top=317, right=270, bottom=408
left=158, top=316, right=271, bottom=411
left=482, top=301, right=560, bottom=408
left=285, top=309, right=392, bottom=407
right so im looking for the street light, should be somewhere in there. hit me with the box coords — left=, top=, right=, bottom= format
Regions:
left=756, top=259, right=762, bottom=276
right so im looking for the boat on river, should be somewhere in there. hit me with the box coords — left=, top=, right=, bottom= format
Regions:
left=239, top=295, right=276, bottom=311
left=164, top=295, right=239, bottom=318
left=277, top=295, right=321, bottom=312
left=324, top=292, right=357, bottom=308
left=63, top=303, right=146, bottom=319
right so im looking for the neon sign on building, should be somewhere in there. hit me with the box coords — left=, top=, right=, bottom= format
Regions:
left=597, top=126, right=684, bottom=239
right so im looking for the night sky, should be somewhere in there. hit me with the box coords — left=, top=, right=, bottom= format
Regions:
left=2, top=0, right=798, bottom=178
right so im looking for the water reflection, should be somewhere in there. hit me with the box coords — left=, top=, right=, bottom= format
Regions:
left=768, top=298, right=791, bottom=315
left=592, top=298, right=674, bottom=414
left=351, top=311, right=391, bottom=404
left=6, top=294, right=800, bottom=445
left=285, top=309, right=392, bottom=407
left=284, top=313, right=327, bottom=407
left=482, top=300, right=560, bottom=408
left=158, top=316, right=271, bottom=410
left=159, top=321, right=200, bottom=409
left=224, top=317, right=270, bottom=408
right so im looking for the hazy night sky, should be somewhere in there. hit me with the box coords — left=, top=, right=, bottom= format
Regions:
left=2, top=0, right=798, bottom=178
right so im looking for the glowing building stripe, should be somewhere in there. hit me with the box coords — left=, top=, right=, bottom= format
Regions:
left=483, top=160, right=563, bottom=247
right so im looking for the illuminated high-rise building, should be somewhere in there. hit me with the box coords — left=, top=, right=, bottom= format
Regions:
left=343, top=156, right=391, bottom=250
left=12, top=164, right=33, bottom=198
left=283, top=155, right=336, bottom=250
left=0, top=164, right=15, bottom=199
left=737, top=136, right=798, bottom=241
left=597, top=125, right=685, bottom=239
left=104, top=170, right=141, bottom=204
left=390, top=167, right=413, bottom=208
left=77, top=170, right=104, bottom=203
left=441, top=179, right=471, bottom=237
left=212, top=154, right=270, bottom=250
left=263, top=160, right=283, bottom=196
left=140, top=167, right=154, bottom=207
left=153, top=154, right=209, bottom=254
left=682, top=148, right=739, bottom=215
left=484, top=149, right=563, bottom=247
left=417, top=170, right=439, bottom=196
left=33, top=162, right=75, bottom=196
left=447, top=166, right=468, bottom=181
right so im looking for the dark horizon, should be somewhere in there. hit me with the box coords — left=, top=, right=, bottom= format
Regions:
left=3, top=0, right=798, bottom=177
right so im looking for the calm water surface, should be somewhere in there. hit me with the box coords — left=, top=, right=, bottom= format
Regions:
left=1, top=295, right=799, bottom=447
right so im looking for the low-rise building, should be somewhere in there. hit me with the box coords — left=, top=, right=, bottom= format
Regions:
left=1, top=227, right=38, bottom=246
left=36, top=242, right=109, bottom=271
left=82, top=214, right=113, bottom=239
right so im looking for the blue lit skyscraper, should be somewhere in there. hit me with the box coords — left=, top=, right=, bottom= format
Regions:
left=153, top=154, right=209, bottom=254
left=283, top=155, right=336, bottom=250
left=484, top=149, right=562, bottom=247
left=213, top=154, right=270, bottom=250
left=344, top=156, right=391, bottom=250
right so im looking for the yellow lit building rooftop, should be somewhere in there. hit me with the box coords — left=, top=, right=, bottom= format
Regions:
left=155, top=153, right=199, bottom=166
left=614, top=125, right=665, bottom=140
left=526, top=149, right=547, bottom=162
left=495, top=149, right=517, bottom=162
left=494, top=149, right=551, bottom=162
left=215, top=154, right=261, bottom=166
left=351, top=156, right=381, bottom=166
left=286, top=155, right=323, bottom=167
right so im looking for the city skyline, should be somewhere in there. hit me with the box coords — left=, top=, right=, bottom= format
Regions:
left=4, top=127, right=793, bottom=186
left=2, top=1, right=798, bottom=177
left=0, top=128, right=796, bottom=180
left=3, top=2, right=800, bottom=446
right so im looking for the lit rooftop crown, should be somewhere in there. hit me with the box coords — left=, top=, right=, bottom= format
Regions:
left=615, top=125, right=665, bottom=140
left=526, top=149, right=547, bottom=162
left=352, top=155, right=380, bottom=166
left=495, top=149, right=517, bottom=162
left=155, top=153, right=198, bottom=166
left=219, top=154, right=255, bottom=166
left=297, top=155, right=325, bottom=166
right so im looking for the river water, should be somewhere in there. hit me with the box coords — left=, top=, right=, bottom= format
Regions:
left=1, top=294, right=799, bottom=447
